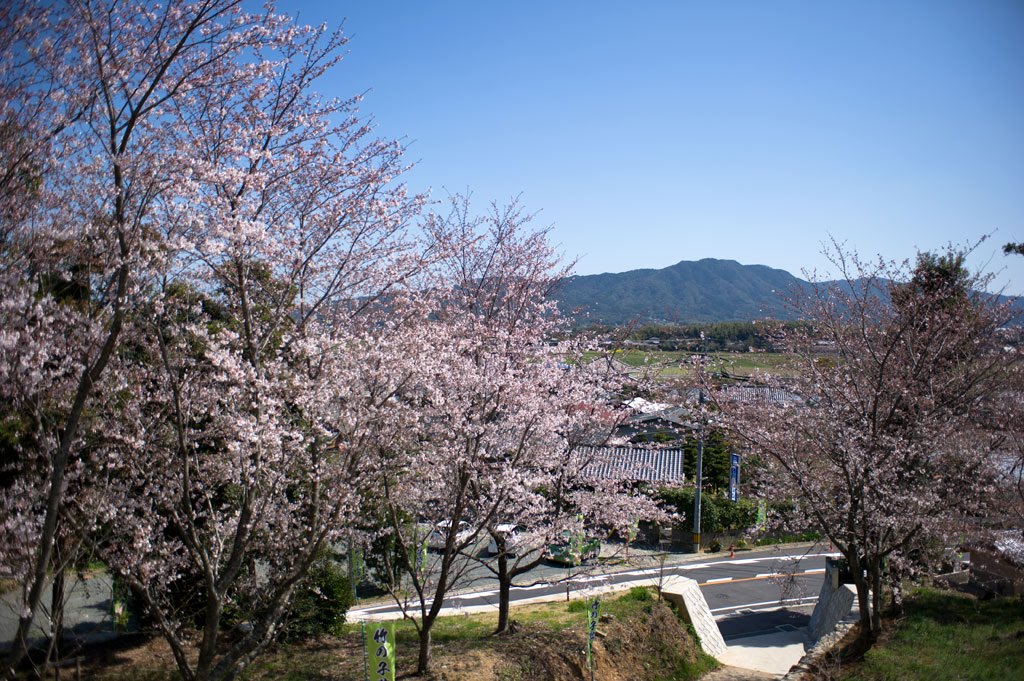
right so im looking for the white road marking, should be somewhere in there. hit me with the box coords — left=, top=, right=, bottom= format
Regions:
left=350, top=551, right=839, bottom=621
left=710, top=595, right=819, bottom=615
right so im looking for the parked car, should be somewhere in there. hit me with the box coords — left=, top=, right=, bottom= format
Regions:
left=487, top=523, right=520, bottom=556
left=485, top=524, right=546, bottom=557
left=547, top=532, right=601, bottom=566
left=426, top=520, right=475, bottom=551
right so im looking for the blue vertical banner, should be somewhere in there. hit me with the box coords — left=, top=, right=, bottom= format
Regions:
left=728, top=452, right=740, bottom=502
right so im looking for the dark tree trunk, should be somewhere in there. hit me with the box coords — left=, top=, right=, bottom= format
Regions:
left=416, top=626, right=431, bottom=675
left=870, top=559, right=883, bottom=635
left=849, top=552, right=876, bottom=642
left=195, top=591, right=223, bottom=681
left=495, top=549, right=511, bottom=634
left=49, top=554, right=65, bottom=666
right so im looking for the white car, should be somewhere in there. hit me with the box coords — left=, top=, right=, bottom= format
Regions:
left=487, top=524, right=544, bottom=557
left=426, top=520, right=475, bottom=551
left=486, top=523, right=520, bottom=556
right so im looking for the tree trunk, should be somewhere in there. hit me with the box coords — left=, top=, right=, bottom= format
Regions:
left=48, top=533, right=67, bottom=666
left=416, top=626, right=432, bottom=674
left=849, top=553, right=875, bottom=641
left=49, top=561, right=65, bottom=667
left=495, top=571, right=511, bottom=634
left=870, top=560, right=883, bottom=636
left=494, top=537, right=511, bottom=635
left=195, top=594, right=223, bottom=681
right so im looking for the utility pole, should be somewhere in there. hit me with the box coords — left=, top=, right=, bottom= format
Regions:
left=692, top=436, right=703, bottom=553
left=692, top=386, right=706, bottom=554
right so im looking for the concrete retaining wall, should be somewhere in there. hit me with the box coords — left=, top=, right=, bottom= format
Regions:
left=660, top=575, right=728, bottom=659
left=808, top=568, right=858, bottom=642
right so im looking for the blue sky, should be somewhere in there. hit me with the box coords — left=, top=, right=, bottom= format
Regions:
left=280, top=0, right=1024, bottom=294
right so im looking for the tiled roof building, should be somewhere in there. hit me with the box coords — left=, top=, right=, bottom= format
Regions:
left=578, top=446, right=686, bottom=484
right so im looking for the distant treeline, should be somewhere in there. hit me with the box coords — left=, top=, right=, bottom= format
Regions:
left=586, top=321, right=807, bottom=351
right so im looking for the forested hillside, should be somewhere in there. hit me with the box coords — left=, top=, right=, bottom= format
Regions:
left=554, top=257, right=1022, bottom=326
left=553, top=258, right=804, bottom=324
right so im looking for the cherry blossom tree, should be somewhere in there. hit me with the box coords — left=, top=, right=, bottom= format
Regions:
left=1, top=1, right=278, bottom=673
left=709, top=244, right=1015, bottom=642
left=81, top=15, right=424, bottom=681
left=366, top=196, right=664, bottom=670
left=475, top=351, right=664, bottom=636
left=80, top=294, right=420, bottom=681
left=2, top=2, right=423, bottom=679
left=366, top=196, right=571, bottom=673
left=997, top=392, right=1024, bottom=528
left=997, top=245, right=1024, bottom=525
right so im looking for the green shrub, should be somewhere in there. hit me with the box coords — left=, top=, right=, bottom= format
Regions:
left=717, top=497, right=758, bottom=531
left=623, top=586, right=654, bottom=602
left=754, top=530, right=820, bottom=545
left=282, top=557, right=353, bottom=641
left=567, top=598, right=589, bottom=613
left=658, top=488, right=758, bottom=534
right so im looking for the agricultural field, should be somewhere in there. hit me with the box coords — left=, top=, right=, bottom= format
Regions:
left=586, top=349, right=796, bottom=378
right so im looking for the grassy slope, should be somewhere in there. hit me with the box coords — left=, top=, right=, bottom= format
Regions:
left=87, top=588, right=718, bottom=681
left=842, top=588, right=1024, bottom=681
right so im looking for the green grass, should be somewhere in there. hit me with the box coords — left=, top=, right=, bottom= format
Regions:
left=566, top=597, right=589, bottom=612
left=340, top=611, right=495, bottom=645
left=97, top=587, right=716, bottom=681
left=843, top=588, right=1024, bottom=681
left=710, top=352, right=791, bottom=372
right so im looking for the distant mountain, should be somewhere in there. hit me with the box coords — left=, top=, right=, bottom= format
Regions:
left=553, top=258, right=805, bottom=325
left=552, top=258, right=1023, bottom=326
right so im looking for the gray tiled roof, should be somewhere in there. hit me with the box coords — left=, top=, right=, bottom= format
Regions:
left=679, top=386, right=803, bottom=405
left=578, top=446, right=686, bottom=484
left=721, top=385, right=802, bottom=405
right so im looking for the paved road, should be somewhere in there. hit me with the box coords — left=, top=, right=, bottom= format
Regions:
left=1, top=544, right=833, bottom=651
left=0, top=573, right=117, bottom=651
left=349, top=547, right=834, bottom=630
